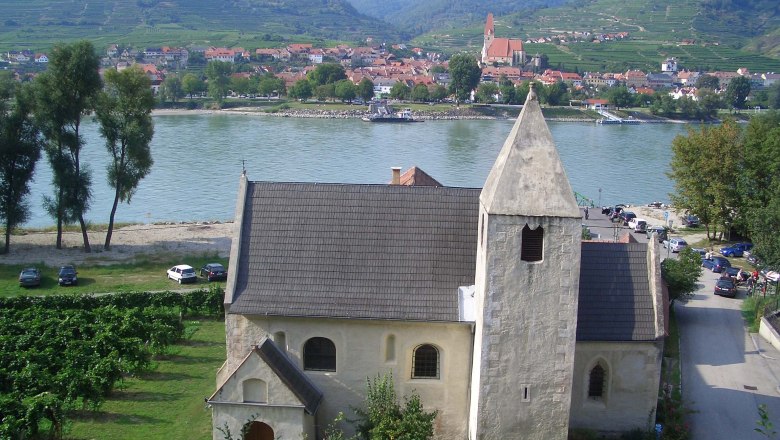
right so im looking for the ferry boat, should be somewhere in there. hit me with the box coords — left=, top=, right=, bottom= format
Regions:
left=362, top=102, right=422, bottom=123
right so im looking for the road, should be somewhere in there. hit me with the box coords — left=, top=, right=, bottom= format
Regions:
left=677, top=270, right=780, bottom=439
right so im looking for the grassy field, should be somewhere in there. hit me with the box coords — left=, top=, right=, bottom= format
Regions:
left=65, top=318, right=225, bottom=440
left=3, top=253, right=229, bottom=297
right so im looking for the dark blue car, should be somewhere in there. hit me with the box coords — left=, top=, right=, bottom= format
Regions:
left=720, top=242, right=753, bottom=258
left=702, top=257, right=731, bottom=273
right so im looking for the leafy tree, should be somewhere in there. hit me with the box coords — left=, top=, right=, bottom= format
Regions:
left=205, top=61, right=233, bottom=106
left=697, top=89, right=722, bottom=118
left=661, top=247, right=703, bottom=304
left=308, top=63, right=346, bottom=86
left=411, top=83, right=430, bottom=102
left=677, top=96, right=701, bottom=120
left=607, top=86, right=632, bottom=109
left=544, top=81, right=568, bottom=106
left=0, top=71, right=15, bottom=100
left=358, top=78, right=375, bottom=102
left=650, top=94, right=676, bottom=118
left=257, top=73, right=286, bottom=97
left=159, top=75, right=183, bottom=103
left=288, top=79, right=313, bottom=101
left=95, top=67, right=155, bottom=250
left=0, top=84, right=41, bottom=253
left=498, top=75, right=515, bottom=104
left=749, top=188, right=780, bottom=270
left=515, top=81, right=532, bottom=104
left=668, top=120, right=742, bottom=240
left=429, top=84, right=448, bottom=102
left=768, top=82, right=780, bottom=110
left=351, top=373, right=437, bottom=440
left=181, top=73, right=206, bottom=100
left=725, top=76, right=751, bottom=110
left=32, top=40, right=101, bottom=251
left=475, top=82, right=498, bottom=103
left=334, top=80, right=357, bottom=102
left=390, top=81, right=410, bottom=100
left=695, top=75, right=720, bottom=91
left=448, top=53, right=481, bottom=104
left=230, top=76, right=252, bottom=96
left=315, top=83, right=336, bottom=101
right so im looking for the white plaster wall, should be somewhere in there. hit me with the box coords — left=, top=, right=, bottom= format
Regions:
left=212, top=404, right=314, bottom=440
left=470, top=215, right=581, bottom=440
left=212, top=352, right=301, bottom=407
left=224, top=314, right=473, bottom=439
left=570, top=341, right=663, bottom=433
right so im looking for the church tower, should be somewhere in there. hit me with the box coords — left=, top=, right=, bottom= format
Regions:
left=468, top=85, right=581, bottom=440
left=481, top=13, right=494, bottom=65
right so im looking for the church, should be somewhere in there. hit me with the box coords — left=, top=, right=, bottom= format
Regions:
left=208, top=87, right=667, bottom=440
left=481, top=13, right=525, bottom=66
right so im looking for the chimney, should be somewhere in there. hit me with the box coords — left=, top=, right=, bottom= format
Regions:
left=391, top=167, right=401, bottom=185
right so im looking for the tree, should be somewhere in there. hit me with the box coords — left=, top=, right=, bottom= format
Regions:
left=351, top=373, right=437, bottom=440
left=668, top=120, right=742, bottom=240
left=448, top=53, right=481, bottom=104
left=411, top=83, right=430, bottom=102
left=257, top=73, right=285, bottom=97
left=390, top=81, right=410, bottom=100
left=230, top=76, right=252, bottom=96
left=544, top=81, right=568, bottom=106
left=697, top=89, right=722, bottom=118
left=334, top=80, right=356, bottom=102
left=429, top=84, right=448, bottom=102
left=358, top=78, right=374, bottom=102
left=661, top=247, right=703, bottom=305
left=95, top=67, right=155, bottom=250
left=308, top=63, right=346, bottom=87
left=475, top=82, right=498, bottom=103
left=32, top=40, right=102, bottom=251
left=768, top=82, right=780, bottom=110
left=288, top=79, right=313, bottom=101
left=205, top=61, right=233, bottom=106
left=181, top=73, right=205, bottom=100
left=607, top=86, right=632, bottom=109
left=315, top=83, right=335, bottom=101
left=159, top=75, right=183, bottom=103
left=515, top=81, right=531, bottom=104
left=725, top=76, right=751, bottom=110
left=0, top=84, right=41, bottom=253
left=695, top=75, right=720, bottom=91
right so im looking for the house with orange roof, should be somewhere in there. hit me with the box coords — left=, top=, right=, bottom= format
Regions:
left=205, top=47, right=237, bottom=63
left=481, top=13, right=525, bottom=66
left=624, top=70, right=647, bottom=88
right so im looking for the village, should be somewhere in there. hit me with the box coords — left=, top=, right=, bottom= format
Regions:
left=3, top=13, right=779, bottom=107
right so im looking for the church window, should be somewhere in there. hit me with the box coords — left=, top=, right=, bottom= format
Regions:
left=303, top=337, right=336, bottom=371
left=242, top=379, right=268, bottom=403
left=521, top=225, right=543, bottom=262
left=385, top=335, right=396, bottom=363
left=588, top=364, right=606, bottom=399
left=412, top=344, right=439, bottom=379
left=273, top=331, right=287, bottom=353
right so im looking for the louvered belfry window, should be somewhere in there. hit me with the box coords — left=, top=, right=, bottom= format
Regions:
left=521, top=225, right=544, bottom=261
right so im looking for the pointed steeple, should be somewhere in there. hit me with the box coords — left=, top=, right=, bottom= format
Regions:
left=480, top=84, right=580, bottom=217
left=484, top=13, right=494, bottom=37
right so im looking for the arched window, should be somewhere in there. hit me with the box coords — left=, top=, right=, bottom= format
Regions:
left=588, top=364, right=606, bottom=399
left=412, top=344, right=439, bottom=379
left=273, top=331, right=287, bottom=353
left=521, top=225, right=543, bottom=262
left=303, top=337, right=336, bottom=371
left=243, top=379, right=268, bottom=403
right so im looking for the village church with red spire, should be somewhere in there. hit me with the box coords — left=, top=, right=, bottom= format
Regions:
left=481, top=12, right=526, bottom=66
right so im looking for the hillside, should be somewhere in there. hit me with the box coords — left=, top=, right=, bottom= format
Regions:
left=409, top=0, right=780, bottom=71
left=0, top=0, right=399, bottom=52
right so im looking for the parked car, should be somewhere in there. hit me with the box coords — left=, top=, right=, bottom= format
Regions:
left=627, top=218, right=647, bottom=233
left=167, top=264, right=198, bottom=284
left=719, top=242, right=753, bottom=257
left=746, top=252, right=761, bottom=267
left=714, top=278, right=737, bottom=297
left=58, top=265, right=78, bottom=286
left=691, top=248, right=707, bottom=260
left=601, top=206, right=611, bottom=215
left=702, top=256, right=731, bottom=273
left=19, top=267, right=41, bottom=287
left=646, top=225, right=668, bottom=242
left=682, top=215, right=700, bottom=227
left=200, top=263, right=227, bottom=281
left=647, top=201, right=663, bottom=208
left=760, top=268, right=780, bottom=283
left=663, top=237, right=688, bottom=253
left=620, top=211, right=637, bottom=225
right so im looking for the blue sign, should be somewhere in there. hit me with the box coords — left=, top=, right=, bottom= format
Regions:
left=663, top=211, right=669, bottom=220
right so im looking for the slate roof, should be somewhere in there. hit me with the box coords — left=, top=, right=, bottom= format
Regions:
left=229, top=182, right=480, bottom=322
left=577, top=242, right=657, bottom=341
left=256, top=338, right=323, bottom=415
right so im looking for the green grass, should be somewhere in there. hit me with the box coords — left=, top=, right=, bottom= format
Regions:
left=2, top=253, right=229, bottom=297
left=65, top=318, right=225, bottom=440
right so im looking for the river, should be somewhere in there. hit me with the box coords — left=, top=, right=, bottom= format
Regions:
left=24, top=114, right=688, bottom=228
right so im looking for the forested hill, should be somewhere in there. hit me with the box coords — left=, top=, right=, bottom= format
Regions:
left=0, top=0, right=400, bottom=51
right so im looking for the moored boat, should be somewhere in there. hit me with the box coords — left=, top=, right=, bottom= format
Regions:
left=362, top=102, right=423, bottom=123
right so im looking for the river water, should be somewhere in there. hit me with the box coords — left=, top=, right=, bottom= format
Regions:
left=24, top=114, right=688, bottom=227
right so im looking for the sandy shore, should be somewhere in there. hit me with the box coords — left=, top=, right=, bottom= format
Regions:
left=1, top=222, right=234, bottom=267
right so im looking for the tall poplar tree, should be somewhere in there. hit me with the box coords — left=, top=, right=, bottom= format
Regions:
left=95, top=67, right=155, bottom=250
left=0, top=84, right=41, bottom=253
left=32, top=41, right=101, bottom=251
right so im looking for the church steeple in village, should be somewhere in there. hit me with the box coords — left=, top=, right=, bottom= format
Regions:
left=468, top=84, right=581, bottom=439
